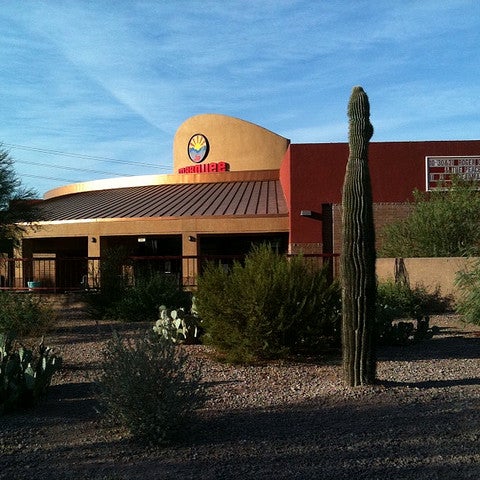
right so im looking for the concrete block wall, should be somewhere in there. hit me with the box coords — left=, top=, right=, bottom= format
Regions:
left=376, top=257, right=478, bottom=302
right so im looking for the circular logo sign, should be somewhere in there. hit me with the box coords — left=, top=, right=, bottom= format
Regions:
left=188, top=134, right=209, bottom=163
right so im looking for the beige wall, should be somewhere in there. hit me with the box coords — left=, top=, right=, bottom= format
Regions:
left=26, top=215, right=289, bottom=253
left=35, top=113, right=290, bottom=260
left=376, top=257, right=478, bottom=302
left=173, top=113, right=290, bottom=173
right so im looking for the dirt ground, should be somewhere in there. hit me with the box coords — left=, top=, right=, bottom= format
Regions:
left=1, top=301, right=479, bottom=480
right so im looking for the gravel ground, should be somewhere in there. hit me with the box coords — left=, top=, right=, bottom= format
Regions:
left=1, top=302, right=479, bottom=480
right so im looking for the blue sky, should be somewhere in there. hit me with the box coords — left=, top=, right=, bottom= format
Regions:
left=1, top=0, right=479, bottom=196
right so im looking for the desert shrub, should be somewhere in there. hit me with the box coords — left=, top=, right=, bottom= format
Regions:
left=195, top=244, right=341, bottom=363
left=1, top=333, right=62, bottom=414
left=96, top=329, right=205, bottom=446
left=83, top=247, right=130, bottom=318
left=380, top=179, right=480, bottom=257
left=84, top=247, right=190, bottom=321
left=0, top=291, right=55, bottom=338
left=377, top=280, right=450, bottom=319
left=455, top=259, right=480, bottom=326
left=105, top=273, right=191, bottom=322
left=376, top=280, right=449, bottom=344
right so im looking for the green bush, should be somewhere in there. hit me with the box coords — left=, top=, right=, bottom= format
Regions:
left=195, top=244, right=341, bottom=363
left=380, top=179, right=480, bottom=257
left=455, top=259, right=480, bottom=326
left=84, top=247, right=190, bottom=321
left=83, top=247, right=130, bottom=318
left=376, top=280, right=449, bottom=344
left=1, top=333, right=62, bottom=414
left=0, top=292, right=55, bottom=338
left=105, top=273, right=191, bottom=322
left=96, top=329, right=205, bottom=446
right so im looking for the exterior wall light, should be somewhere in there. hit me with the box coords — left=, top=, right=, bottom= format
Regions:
left=188, top=235, right=196, bottom=242
left=300, top=210, right=322, bottom=220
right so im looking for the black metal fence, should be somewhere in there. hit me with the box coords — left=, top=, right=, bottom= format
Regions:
left=0, top=253, right=339, bottom=293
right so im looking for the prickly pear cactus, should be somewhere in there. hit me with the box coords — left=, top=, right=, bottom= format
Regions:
left=0, top=335, right=62, bottom=413
left=341, top=86, right=377, bottom=387
left=154, top=305, right=201, bottom=344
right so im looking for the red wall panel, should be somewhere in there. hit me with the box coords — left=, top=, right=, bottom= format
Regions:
left=286, top=140, right=480, bottom=245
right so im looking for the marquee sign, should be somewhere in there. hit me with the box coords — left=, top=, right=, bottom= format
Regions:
left=426, top=156, right=480, bottom=190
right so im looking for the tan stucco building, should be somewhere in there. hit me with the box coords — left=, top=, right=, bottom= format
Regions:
left=5, top=113, right=480, bottom=290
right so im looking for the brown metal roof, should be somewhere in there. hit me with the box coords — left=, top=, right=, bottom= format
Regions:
left=40, top=180, right=288, bottom=221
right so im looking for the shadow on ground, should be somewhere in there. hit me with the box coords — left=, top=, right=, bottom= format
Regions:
left=2, top=320, right=479, bottom=480
left=2, top=391, right=479, bottom=480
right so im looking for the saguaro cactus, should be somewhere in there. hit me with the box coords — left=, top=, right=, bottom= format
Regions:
left=341, top=86, right=377, bottom=386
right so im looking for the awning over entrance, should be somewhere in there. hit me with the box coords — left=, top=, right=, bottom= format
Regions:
left=40, top=180, right=288, bottom=221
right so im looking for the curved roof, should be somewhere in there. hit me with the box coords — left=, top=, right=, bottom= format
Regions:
left=40, top=179, right=288, bottom=222
left=173, top=113, right=290, bottom=172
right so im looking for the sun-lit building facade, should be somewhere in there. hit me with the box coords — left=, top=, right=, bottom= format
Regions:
left=7, top=113, right=480, bottom=290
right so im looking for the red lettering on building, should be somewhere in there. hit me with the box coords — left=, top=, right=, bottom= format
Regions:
left=178, top=162, right=230, bottom=174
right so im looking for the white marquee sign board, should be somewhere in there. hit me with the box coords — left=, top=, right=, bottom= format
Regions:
left=426, top=156, right=480, bottom=190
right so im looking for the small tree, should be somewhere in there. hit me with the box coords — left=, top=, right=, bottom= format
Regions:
left=0, top=145, right=42, bottom=247
left=341, top=86, right=377, bottom=387
left=380, top=178, right=480, bottom=257
left=195, top=244, right=340, bottom=363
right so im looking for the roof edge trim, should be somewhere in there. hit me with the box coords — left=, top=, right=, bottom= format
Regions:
left=31, top=212, right=289, bottom=226
left=44, top=170, right=280, bottom=200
